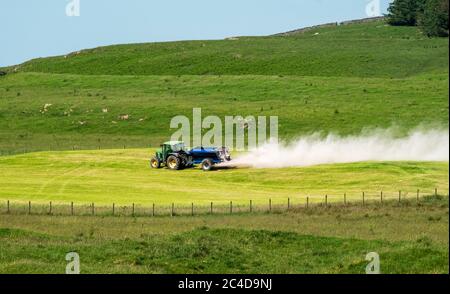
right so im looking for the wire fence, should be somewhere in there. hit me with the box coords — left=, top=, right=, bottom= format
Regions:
left=0, top=189, right=447, bottom=218
left=0, top=144, right=146, bottom=157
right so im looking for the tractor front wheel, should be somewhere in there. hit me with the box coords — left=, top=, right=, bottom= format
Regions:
left=166, top=155, right=181, bottom=170
left=150, top=157, right=161, bottom=169
left=201, top=158, right=214, bottom=171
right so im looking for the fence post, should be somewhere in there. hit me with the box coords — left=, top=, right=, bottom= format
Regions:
left=381, top=191, right=383, bottom=204
left=250, top=200, right=252, bottom=213
left=112, top=203, right=115, bottom=216
left=132, top=203, right=135, bottom=216
left=49, top=201, right=52, bottom=215
left=362, top=192, right=365, bottom=206
left=306, top=197, right=309, bottom=209
left=269, top=199, right=272, bottom=213
left=7, top=200, right=9, bottom=214
left=230, top=201, right=233, bottom=214
left=171, top=203, right=174, bottom=217
left=71, top=202, right=74, bottom=216
left=287, top=198, right=290, bottom=210
left=325, top=195, right=328, bottom=207
left=210, top=202, right=213, bottom=214
left=435, top=188, right=438, bottom=197
left=152, top=203, right=155, bottom=217
left=417, top=189, right=420, bottom=202
left=344, top=193, right=347, bottom=206
left=91, top=203, right=95, bottom=216
left=191, top=203, right=194, bottom=216
left=398, top=191, right=401, bottom=203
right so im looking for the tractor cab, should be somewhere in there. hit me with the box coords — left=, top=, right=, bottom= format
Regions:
left=161, top=141, right=185, bottom=154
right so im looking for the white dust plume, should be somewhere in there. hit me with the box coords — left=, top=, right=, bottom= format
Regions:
left=226, top=127, right=449, bottom=168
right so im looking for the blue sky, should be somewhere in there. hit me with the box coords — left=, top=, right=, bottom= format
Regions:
left=0, top=0, right=390, bottom=67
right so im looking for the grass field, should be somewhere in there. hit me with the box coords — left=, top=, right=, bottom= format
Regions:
left=0, top=197, right=448, bottom=273
left=0, top=73, right=448, bottom=153
left=0, top=149, right=447, bottom=206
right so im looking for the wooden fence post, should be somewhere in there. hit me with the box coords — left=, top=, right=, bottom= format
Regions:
left=112, top=203, right=115, bottom=216
left=132, top=203, right=135, bottom=216
left=171, top=203, right=174, bottom=217
left=269, top=199, right=272, bottom=213
left=398, top=191, right=401, bottom=203
left=325, top=195, right=328, bottom=207
left=344, top=193, right=347, bottom=206
left=7, top=200, right=9, bottom=214
left=230, top=201, right=233, bottom=214
left=417, top=189, right=420, bottom=202
left=28, top=201, right=31, bottom=215
left=381, top=191, right=383, bottom=204
left=250, top=200, right=252, bottom=213
left=91, top=203, right=95, bottom=216
left=152, top=203, right=155, bottom=217
left=288, top=198, right=290, bottom=210
left=49, top=201, right=52, bottom=215
left=306, top=197, right=309, bottom=209
left=71, top=202, right=74, bottom=216
left=210, top=202, right=213, bottom=214
left=435, top=188, right=438, bottom=197
left=191, top=203, right=194, bottom=216
left=362, top=192, right=365, bottom=206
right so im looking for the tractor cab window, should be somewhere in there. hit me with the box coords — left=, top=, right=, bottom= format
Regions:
left=172, top=143, right=185, bottom=152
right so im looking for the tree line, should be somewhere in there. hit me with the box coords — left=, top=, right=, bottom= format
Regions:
left=388, top=0, right=449, bottom=37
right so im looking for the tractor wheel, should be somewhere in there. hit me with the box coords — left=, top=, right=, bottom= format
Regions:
left=201, top=158, right=214, bottom=171
left=166, top=155, right=181, bottom=170
left=150, top=157, right=161, bottom=169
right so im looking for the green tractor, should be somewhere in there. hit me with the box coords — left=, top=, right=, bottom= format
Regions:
left=150, top=141, right=193, bottom=170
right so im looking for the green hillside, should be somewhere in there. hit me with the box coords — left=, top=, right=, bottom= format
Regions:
left=5, top=21, right=449, bottom=78
left=0, top=19, right=448, bottom=153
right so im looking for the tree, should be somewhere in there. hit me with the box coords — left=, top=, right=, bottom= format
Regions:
left=419, top=0, right=449, bottom=36
left=387, top=0, right=426, bottom=26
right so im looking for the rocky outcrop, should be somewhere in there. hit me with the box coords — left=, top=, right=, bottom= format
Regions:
left=273, top=16, right=386, bottom=37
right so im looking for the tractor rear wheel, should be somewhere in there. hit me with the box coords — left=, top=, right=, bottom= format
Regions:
left=150, top=157, right=161, bottom=169
left=201, top=158, right=214, bottom=171
left=166, top=155, right=181, bottom=170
